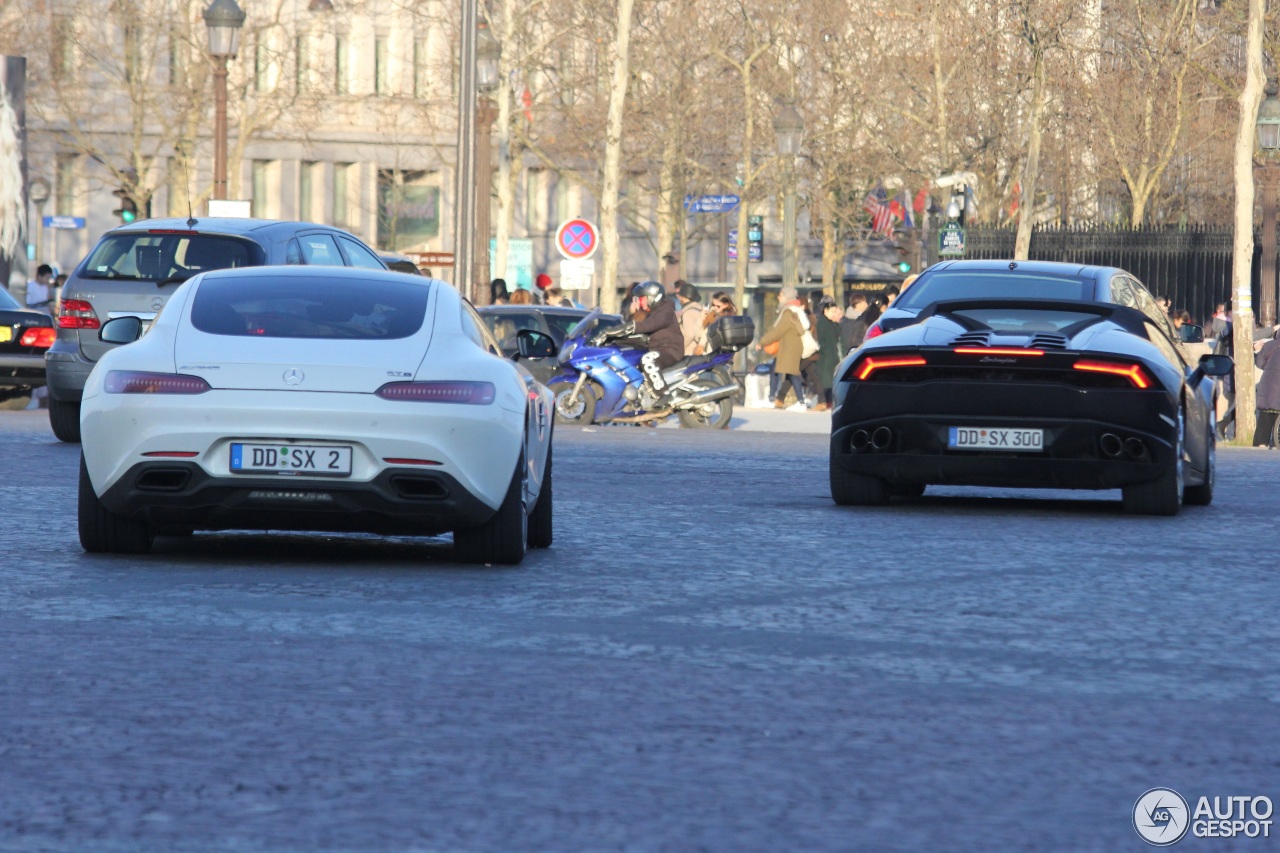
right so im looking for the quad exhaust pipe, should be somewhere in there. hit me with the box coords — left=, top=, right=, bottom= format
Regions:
left=1100, top=433, right=1148, bottom=459
left=1124, top=437, right=1147, bottom=459
left=871, top=426, right=893, bottom=450
left=1100, top=433, right=1123, bottom=458
left=850, top=426, right=894, bottom=452
left=851, top=429, right=870, bottom=450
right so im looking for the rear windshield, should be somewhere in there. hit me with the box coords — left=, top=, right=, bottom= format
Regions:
left=895, top=271, right=1093, bottom=311
left=951, top=308, right=1100, bottom=333
left=191, top=276, right=431, bottom=339
left=81, top=233, right=263, bottom=281
left=0, top=288, right=18, bottom=310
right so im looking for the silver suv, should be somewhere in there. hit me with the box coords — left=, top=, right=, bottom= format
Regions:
left=46, top=217, right=388, bottom=442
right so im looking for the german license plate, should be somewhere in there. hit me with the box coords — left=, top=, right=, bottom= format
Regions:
left=230, top=443, right=352, bottom=476
left=948, top=427, right=1044, bottom=452
left=0, top=327, right=11, bottom=343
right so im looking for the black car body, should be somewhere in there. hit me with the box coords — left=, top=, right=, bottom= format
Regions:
left=829, top=291, right=1231, bottom=515
left=46, top=218, right=387, bottom=442
left=479, top=305, right=618, bottom=385
left=0, top=287, right=55, bottom=407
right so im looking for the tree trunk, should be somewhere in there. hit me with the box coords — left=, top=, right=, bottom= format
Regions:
left=1014, top=51, right=1045, bottom=261
left=494, top=1, right=517, bottom=284
left=733, top=65, right=754, bottom=310
left=1231, top=0, right=1265, bottom=444
left=596, top=0, right=637, bottom=314
left=654, top=129, right=678, bottom=280
left=822, top=191, right=839, bottom=300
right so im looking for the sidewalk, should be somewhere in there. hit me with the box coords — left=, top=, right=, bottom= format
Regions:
left=653, top=405, right=831, bottom=434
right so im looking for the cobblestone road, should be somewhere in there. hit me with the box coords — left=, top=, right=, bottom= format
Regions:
left=2, top=409, right=1279, bottom=852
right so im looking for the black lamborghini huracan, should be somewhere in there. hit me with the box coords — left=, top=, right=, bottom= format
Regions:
left=829, top=291, right=1233, bottom=516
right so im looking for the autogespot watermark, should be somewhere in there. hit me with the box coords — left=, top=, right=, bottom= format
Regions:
left=1133, top=788, right=1274, bottom=846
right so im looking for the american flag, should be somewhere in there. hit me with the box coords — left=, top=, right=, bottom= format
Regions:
left=863, top=184, right=897, bottom=236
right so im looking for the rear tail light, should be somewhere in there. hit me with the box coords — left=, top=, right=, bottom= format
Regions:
left=19, top=327, right=57, bottom=348
left=105, top=371, right=212, bottom=394
left=953, top=347, right=1045, bottom=357
left=376, top=381, right=496, bottom=404
left=58, top=298, right=100, bottom=329
left=854, top=355, right=926, bottom=380
left=1072, top=360, right=1152, bottom=389
left=865, top=323, right=884, bottom=340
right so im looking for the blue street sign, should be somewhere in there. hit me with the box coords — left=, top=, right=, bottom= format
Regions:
left=683, top=194, right=741, bottom=214
left=43, top=216, right=86, bottom=230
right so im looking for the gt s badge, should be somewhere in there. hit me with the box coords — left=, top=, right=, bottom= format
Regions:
left=387, top=370, right=412, bottom=377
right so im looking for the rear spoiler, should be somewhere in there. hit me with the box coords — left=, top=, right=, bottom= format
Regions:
left=915, top=299, right=1149, bottom=336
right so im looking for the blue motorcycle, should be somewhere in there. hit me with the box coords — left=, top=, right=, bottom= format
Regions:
left=545, top=308, right=754, bottom=429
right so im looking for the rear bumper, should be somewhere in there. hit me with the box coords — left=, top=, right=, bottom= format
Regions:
left=0, top=353, right=46, bottom=388
left=100, top=461, right=496, bottom=535
left=831, top=381, right=1178, bottom=490
left=45, top=346, right=93, bottom=400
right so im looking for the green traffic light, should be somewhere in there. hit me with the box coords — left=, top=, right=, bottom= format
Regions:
left=897, top=261, right=911, bottom=274
left=121, top=210, right=136, bottom=223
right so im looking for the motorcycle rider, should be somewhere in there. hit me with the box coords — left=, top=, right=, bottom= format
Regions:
left=598, top=280, right=684, bottom=393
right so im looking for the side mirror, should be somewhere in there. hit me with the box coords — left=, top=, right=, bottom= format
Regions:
left=1180, top=323, right=1205, bottom=344
left=514, top=329, right=557, bottom=360
left=99, top=315, right=145, bottom=345
left=1198, top=353, right=1233, bottom=377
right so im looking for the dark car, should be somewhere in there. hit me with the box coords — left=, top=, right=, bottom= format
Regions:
left=379, top=253, right=422, bottom=275
left=0, top=287, right=56, bottom=409
left=828, top=289, right=1232, bottom=516
left=478, top=305, right=618, bottom=385
left=45, top=218, right=387, bottom=442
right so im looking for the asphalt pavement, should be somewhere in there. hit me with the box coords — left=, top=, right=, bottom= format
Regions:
left=2, top=408, right=1279, bottom=852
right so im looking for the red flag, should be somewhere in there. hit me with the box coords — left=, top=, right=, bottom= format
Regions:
left=521, top=88, right=533, bottom=122
left=913, top=188, right=929, bottom=213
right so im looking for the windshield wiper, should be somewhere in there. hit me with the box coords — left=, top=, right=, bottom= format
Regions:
left=156, top=275, right=190, bottom=288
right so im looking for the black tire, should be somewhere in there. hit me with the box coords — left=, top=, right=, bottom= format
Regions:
left=547, top=380, right=597, bottom=426
left=830, top=464, right=890, bottom=506
left=892, top=483, right=926, bottom=498
left=527, top=442, right=553, bottom=549
left=676, top=377, right=734, bottom=429
left=454, top=457, right=527, bottom=565
left=1184, top=425, right=1215, bottom=506
left=1272, top=413, right=1280, bottom=449
left=1122, top=412, right=1183, bottom=516
left=78, top=455, right=153, bottom=554
left=50, top=397, right=81, bottom=443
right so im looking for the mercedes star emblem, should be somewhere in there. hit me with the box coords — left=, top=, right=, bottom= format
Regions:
left=282, top=369, right=305, bottom=386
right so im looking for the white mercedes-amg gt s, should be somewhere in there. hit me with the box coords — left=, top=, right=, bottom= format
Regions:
left=77, top=266, right=555, bottom=565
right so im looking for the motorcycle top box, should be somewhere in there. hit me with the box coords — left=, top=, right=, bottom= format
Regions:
left=707, top=315, right=755, bottom=352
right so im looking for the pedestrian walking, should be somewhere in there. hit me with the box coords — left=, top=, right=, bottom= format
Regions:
left=702, top=291, right=737, bottom=328
left=758, top=286, right=807, bottom=411
left=814, top=297, right=842, bottom=411
left=491, top=278, right=510, bottom=304
left=1254, top=326, right=1280, bottom=447
left=845, top=295, right=884, bottom=351
left=509, top=288, right=533, bottom=305
left=25, top=264, right=55, bottom=409
left=674, top=281, right=708, bottom=355
left=840, top=293, right=869, bottom=354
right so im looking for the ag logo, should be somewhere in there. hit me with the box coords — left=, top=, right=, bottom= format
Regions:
left=1134, top=788, right=1190, bottom=846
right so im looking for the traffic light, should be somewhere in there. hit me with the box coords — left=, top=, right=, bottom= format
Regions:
left=112, top=187, right=138, bottom=224
left=897, top=260, right=912, bottom=274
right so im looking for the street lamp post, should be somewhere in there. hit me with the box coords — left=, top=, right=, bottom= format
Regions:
left=474, top=22, right=500, bottom=306
left=204, top=0, right=246, bottom=202
left=773, top=103, right=803, bottom=294
left=1256, top=80, right=1280, bottom=327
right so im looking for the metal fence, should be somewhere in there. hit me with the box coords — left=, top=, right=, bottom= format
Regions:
left=934, top=224, right=1272, bottom=327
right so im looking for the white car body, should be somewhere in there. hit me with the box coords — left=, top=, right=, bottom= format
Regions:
left=78, top=267, right=554, bottom=563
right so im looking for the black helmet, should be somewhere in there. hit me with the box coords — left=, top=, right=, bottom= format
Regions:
left=631, top=280, right=665, bottom=305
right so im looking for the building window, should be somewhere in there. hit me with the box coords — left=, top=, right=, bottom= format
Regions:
left=378, top=169, right=440, bottom=250
left=123, top=24, right=142, bottom=85
left=251, top=160, right=270, bottom=219
left=299, top=161, right=315, bottom=221
left=333, top=163, right=351, bottom=227
left=374, top=37, right=388, bottom=95
left=55, top=155, right=78, bottom=215
left=295, top=35, right=308, bottom=92
left=254, top=37, right=267, bottom=93
left=334, top=35, right=349, bottom=95
left=413, top=38, right=427, bottom=98
left=53, top=18, right=75, bottom=81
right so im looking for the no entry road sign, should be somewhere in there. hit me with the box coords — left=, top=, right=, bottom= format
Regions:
left=555, top=219, right=598, bottom=260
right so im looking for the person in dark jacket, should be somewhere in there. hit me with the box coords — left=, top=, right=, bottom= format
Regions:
left=814, top=297, right=843, bottom=411
left=1254, top=326, right=1280, bottom=446
left=839, top=293, right=868, bottom=354
left=600, top=280, right=683, bottom=392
